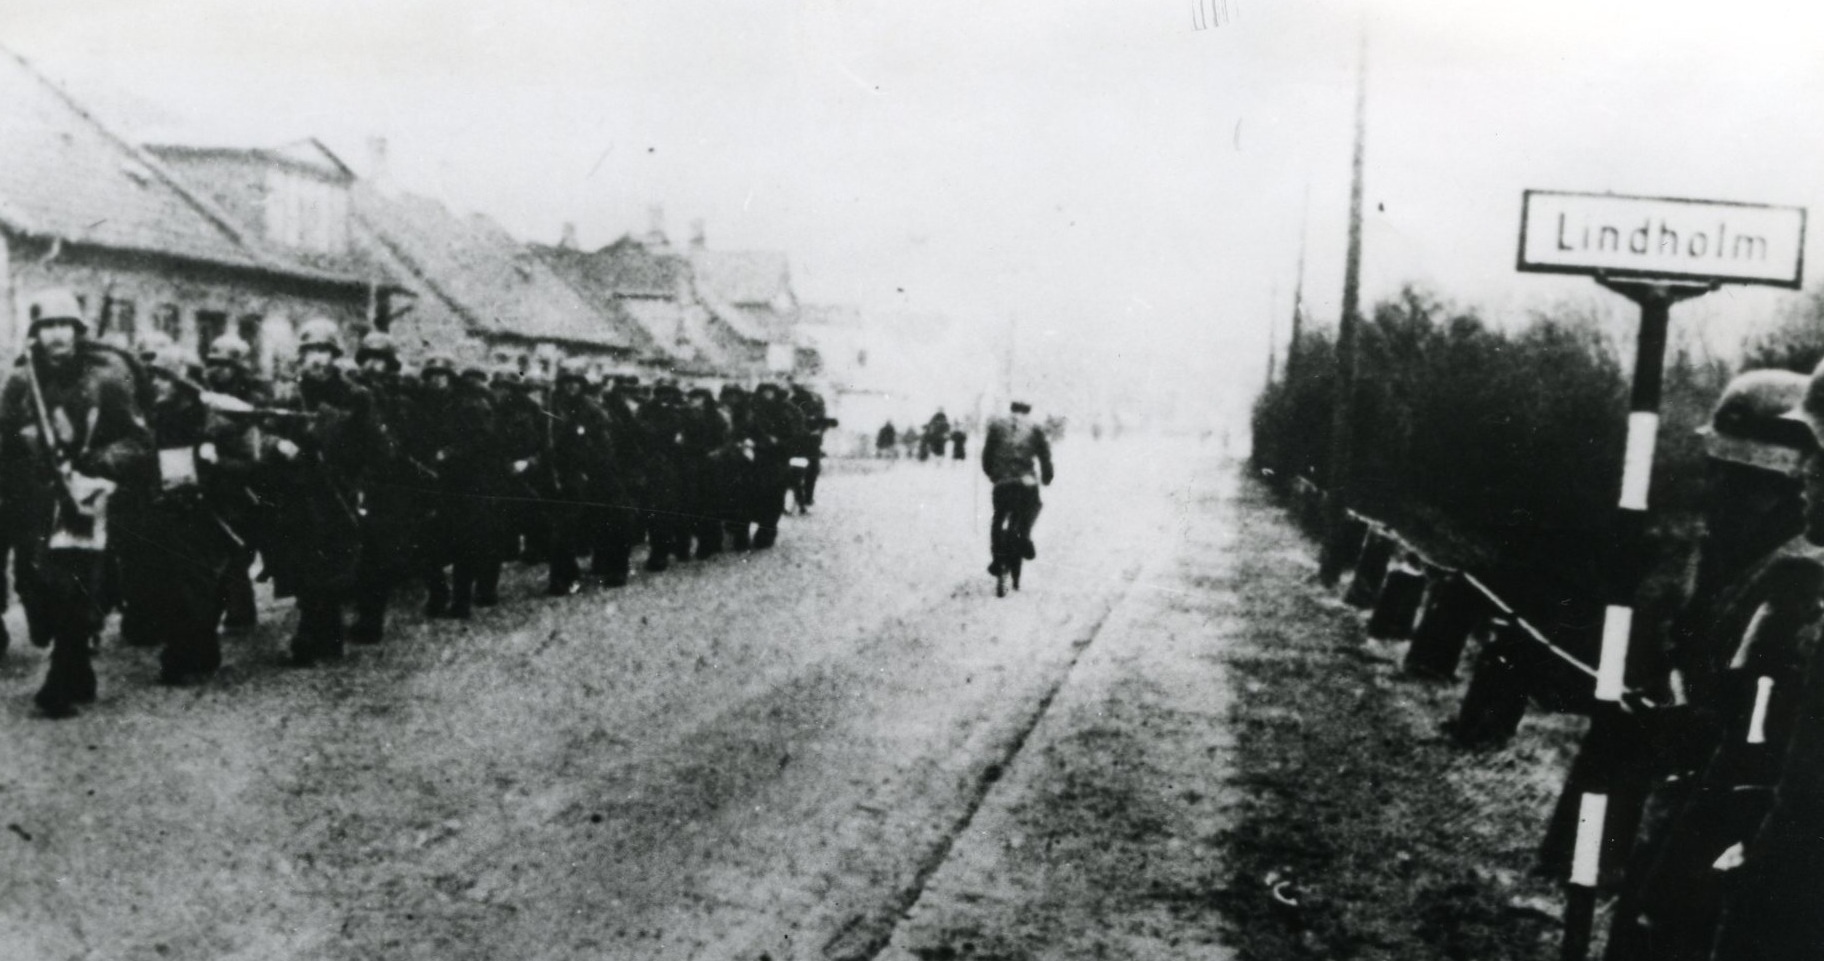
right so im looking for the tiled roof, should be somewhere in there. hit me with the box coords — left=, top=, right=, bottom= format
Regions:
left=526, top=244, right=668, bottom=361
left=591, top=235, right=686, bottom=297
left=351, top=186, right=633, bottom=352
left=0, top=49, right=367, bottom=287
left=687, top=248, right=798, bottom=343
left=689, top=249, right=793, bottom=306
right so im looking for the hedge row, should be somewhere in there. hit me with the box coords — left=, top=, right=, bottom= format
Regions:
left=1251, top=286, right=1732, bottom=608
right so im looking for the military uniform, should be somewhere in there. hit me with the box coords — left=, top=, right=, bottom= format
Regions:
left=264, top=320, right=378, bottom=665
left=743, top=384, right=804, bottom=549
left=544, top=365, right=624, bottom=593
left=0, top=290, right=155, bottom=716
left=349, top=332, right=428, bottom=640
left=788, top=383, right=832, bottom=512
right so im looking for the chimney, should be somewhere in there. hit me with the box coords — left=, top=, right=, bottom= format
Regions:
left=366, top=136, right=391, bottom=192
left=559, top=222, right=579, bottom=250
left=689, top=219, right=706, bottom=249
left=644, top=204, right=668, bottom=247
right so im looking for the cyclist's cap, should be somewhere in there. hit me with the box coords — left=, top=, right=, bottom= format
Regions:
left=1010, top=400, right=1032, bottom=414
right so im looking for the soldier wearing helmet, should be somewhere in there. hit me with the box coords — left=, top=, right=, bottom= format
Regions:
left=1600, top=365, right=1824, bottom=960
left=740, top=380, right=805, bottom=550
left=0, top=289, right=155, bottom=716
left=262, top=316, right=377, bottom=665
left=414, top=349, right=505, bottom=620
left=490, top=362, right=550, bottom=566
left=537, top=356, right=622, bottom=594
left=346, top=329, right=425, bottom=643
left=118, top=331, right=261, bottom=686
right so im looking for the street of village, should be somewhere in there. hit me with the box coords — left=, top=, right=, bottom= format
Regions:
left=1, top=438, right=1245, bottom=961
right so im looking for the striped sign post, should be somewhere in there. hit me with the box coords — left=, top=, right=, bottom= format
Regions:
left=1517, top=190, right=1805, bottom=961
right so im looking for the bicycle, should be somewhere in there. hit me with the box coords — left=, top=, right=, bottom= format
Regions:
left=988, top=479, right=1040, bottom=598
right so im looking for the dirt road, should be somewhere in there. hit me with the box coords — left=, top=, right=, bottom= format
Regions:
left=2, top=437, right=1240, bottom=961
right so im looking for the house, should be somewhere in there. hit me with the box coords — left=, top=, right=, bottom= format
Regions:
left=528, top=230, right=698, bottom=377
left=0, top=48, right=386, bottom=371
left=683, top=228, right=813, bottom=378
left=350, top=181, right=640, bottom=375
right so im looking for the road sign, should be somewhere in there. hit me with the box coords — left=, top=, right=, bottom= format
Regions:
left=1518, top=190, right=1805, bottom=288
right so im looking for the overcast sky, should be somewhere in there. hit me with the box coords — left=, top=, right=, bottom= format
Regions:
left=6, top=0, right=1824, bottom=422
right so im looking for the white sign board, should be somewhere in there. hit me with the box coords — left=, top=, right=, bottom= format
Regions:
left=1518, top=190, right=1805, bottom=288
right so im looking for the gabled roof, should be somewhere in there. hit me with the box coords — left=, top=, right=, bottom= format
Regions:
left=526, top=244, right=669, bottom=361
left=688, top=249, right=794, bottom=306
left=0, top=48, right=369, bottom=288
left=687, top=248, right=798, bottom=343
left=351, top=186, right=634, bottom=352
left=145, top=139, right=354, bottom=183
left=592, top=235, right=688, bottom=297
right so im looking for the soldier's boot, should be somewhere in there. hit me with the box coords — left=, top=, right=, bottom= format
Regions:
left=643, top=524, right=671, bottom=573
left=222, top=565, right=258, bottom=629
left=694, top=517, right=722, bottom=560
left=547, top=541, right=581, bottom=596
left=35, top=631, right=92, bottom=718
left=290, top=594, right=345, bottom=666
left=423, top=570, right=450, bottom=618
left=0, top=617, right=9, bottom=659
left=350, top=588, right=387, bottom=645
left=474, top=561, right=502, bottom=608
left=443, top=562, right=475, bottom=620
left=728, top=521, right=751, bottom=551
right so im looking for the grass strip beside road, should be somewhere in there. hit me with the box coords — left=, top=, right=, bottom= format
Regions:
left=1213, top=477, right=1582, bottom=961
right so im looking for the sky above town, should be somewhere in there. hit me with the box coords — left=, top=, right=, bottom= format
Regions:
left=6, top=0, right=1824, bottom=425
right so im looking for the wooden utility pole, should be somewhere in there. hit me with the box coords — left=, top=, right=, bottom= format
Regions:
left=1319, top=23, right=1369, bottom=585
left=1266, top=284, right=1279, bottom=387
left=1287, top=189, right=1310, bottom=385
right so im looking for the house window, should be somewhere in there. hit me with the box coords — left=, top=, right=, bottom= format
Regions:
left=196, top=311, right=229, bottom=353
left=153, top=304, right=182, bottom=341
left=100, top=300, right=136, bottom=343
left=237, top=314, right=262, bottom=358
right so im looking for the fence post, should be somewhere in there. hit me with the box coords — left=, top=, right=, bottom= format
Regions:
left=1447, top=616, right=1532, bottom=749
left=1559, top=280, right=1710, bottom=961
left=1344, top=529, right=1395, bottom=608
left=1405, top=573, right=1487, bottom=679
left=1367, top=554, right=1427, bottom=640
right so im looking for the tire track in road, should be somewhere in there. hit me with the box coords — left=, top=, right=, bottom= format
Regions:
left=821, top=559, right=1147, bottom=961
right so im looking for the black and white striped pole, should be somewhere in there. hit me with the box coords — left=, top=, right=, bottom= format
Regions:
left=1558, top=278, right=1711, bottom=961
left=1513, top=190, right=1806, bottom=961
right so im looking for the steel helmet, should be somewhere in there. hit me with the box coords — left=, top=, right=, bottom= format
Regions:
left=27, top=288, right=85, bottom=333
left=354, top=331, right=400, bottom=370
left=136, top=329, right=177, bottom=362
left=420, top=352, right=457, bottom=377
left=296, top=317, right=343, bottom=356
left=206, top=332, right=253, bottom=368
left=149, top=343, right=198, bottom=377
left=555, top=356, right=591, bottom=384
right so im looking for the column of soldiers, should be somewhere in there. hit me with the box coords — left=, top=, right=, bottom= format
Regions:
left=0, top=289, right=832, bottom=719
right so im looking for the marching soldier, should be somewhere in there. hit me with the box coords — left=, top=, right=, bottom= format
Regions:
left=719, top=384, right=757, bottom=549
left=637, top=379, right=687, bottom=570
left=0, top=289, right=155, bottom=717
left=543, top=358, right=623, bottom=594
left=348, top=331, right=425, bottom=641
left=788, top=381, right=833, bottom=513
left=201, top=333, right=268, bottom=631
left=263, top=317, right=376, bottom=666
left=745, top=382, right=804, bottom=549
left=492, top=364, right=550, bottom=565
left=602, top=375, right=651, bottom=577
left=680, top=386, right=731, bottom=559
left=413, top=356, right=502, bottom=620
left=130, top=343, right=258, bottom=685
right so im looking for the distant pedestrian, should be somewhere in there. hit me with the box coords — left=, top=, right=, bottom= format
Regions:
left=876, top=421, right=897, bottom=459
left=950, top=429, right=968, bottom=461
left=923, top=408, right=950, bottom=461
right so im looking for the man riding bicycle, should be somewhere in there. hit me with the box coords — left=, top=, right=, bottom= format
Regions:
left=982, top=400, right=1053, bottom=590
